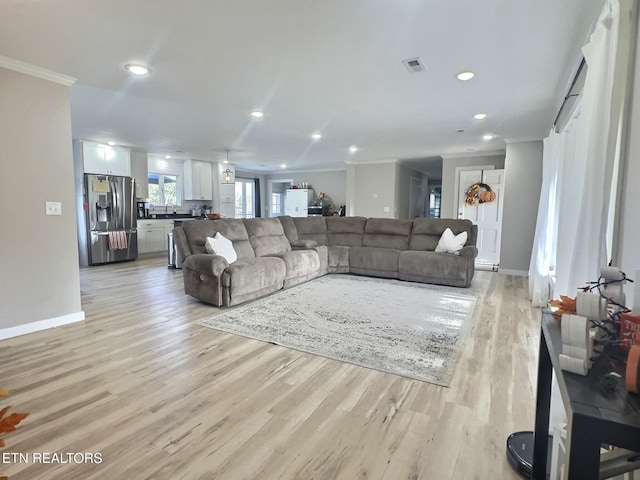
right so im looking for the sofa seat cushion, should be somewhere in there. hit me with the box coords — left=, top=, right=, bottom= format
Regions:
left=349, top=246, right=399, bottom=279
left=267, top=249, right=320, bottom=288
left=221, top=257, right=286, bottom=306
left=398, top=250, right=472, bottom=287
left=327, top=245, right=350, bottom=273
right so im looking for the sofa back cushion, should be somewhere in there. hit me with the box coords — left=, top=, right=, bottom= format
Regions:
left=326, top=216, right=367, bottom=246
left=277, top=215, right=298, bottom=243
left=409, top=218, right=476, bottom=251
left=243, top=218, right=292, bottom=257
left=182, top=219, right=255, bottom=259
left=362, top=218, right=412, bottom=250
left=293, top=217, right=329, bottom=246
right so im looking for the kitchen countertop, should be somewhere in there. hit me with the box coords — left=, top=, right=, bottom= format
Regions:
left=141, top=213, right=198, bottom=219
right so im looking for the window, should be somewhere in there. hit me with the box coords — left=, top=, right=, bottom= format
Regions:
left=235, top=178, right=255, bottom=218
left=148, top=173, right=180, bottom=206
left=271, top=193, right=282, bottom=215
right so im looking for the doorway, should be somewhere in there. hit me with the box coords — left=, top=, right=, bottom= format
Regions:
left=267, top=179, right=293, bottom=217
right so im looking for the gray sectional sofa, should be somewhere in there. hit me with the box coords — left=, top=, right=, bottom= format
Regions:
left=173, top=216, right=478, bottom=307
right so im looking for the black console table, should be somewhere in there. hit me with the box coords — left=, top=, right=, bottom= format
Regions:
left=532, top=312, right=640, bottom=479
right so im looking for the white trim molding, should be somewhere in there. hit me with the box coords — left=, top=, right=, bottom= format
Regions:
left=0, top=55, right=76, bottom=86
left=0, top=311, right=85, bottom=341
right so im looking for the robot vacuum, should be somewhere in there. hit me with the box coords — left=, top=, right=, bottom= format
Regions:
left=506, top=431, right=552, bottom=478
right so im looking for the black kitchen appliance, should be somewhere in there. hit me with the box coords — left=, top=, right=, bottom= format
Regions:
left=137, top=201, right=149, bottom=219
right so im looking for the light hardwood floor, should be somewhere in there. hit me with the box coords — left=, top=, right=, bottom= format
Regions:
left=0, top=256, right=541, bottom=480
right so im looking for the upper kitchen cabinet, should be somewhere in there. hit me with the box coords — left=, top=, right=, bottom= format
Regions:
left=130, top=151, right=149, bottom=199
left=82, top=140, right=131, bottom=176
left=184, top=160, right=213, bottom=200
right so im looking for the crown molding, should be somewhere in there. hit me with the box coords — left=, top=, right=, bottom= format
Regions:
left=440, top=150, right=505, bottom=160
left=344, top=158, right=399, bottom=166
left=0, top=55, right=76, bottom=86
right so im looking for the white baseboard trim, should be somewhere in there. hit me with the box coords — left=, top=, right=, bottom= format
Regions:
left=0, top=311, right=85, bottom=341
left=498, top=268, right=529, bottom=277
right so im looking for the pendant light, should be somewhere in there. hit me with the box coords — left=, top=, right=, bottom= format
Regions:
left=221, top=149, right=235, bottom=184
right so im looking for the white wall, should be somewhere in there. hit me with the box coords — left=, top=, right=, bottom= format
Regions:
left=500, top=140, right=543, bottom=274
left=0, top=65, right=84, bottom=338
left=441, top=154, right=506, bottom=219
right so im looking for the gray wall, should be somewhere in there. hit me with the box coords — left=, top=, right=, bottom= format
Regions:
left=441, top=154, right=506, bottom=219
left=500, top=141, right=543, bottom=274
left=0, top=66, right=83, bottom=336
left=349, top=162, right=397, bottom=218
left=266, top=169, right=346, bottom=209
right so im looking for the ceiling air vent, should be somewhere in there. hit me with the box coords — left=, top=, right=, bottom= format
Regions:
left=402, top=57, right=425, bottom=74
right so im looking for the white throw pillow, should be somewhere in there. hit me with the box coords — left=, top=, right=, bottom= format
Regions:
left=435, top=228, right=467, bottom=254
left=205, top=232, right=237, bottom=263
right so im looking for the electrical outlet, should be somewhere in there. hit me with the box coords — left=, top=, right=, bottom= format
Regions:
left=371, top=193, right=378, bottom=198
left=46, top=201, right=62, bottom=215
left=383, top=206, right=390, bottom=213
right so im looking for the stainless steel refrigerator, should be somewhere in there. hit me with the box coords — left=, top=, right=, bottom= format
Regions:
left=84, top=174, right=138, bottom=265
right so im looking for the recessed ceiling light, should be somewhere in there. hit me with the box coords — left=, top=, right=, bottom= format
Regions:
left=251, top=110, right=264, bottom=118
left=165, top=155, right=171, bottom=159
left=107, top=141, right=116, bottom=146
left=473, top=113, right=487, bottom=120
left=125, top=64, right=150, bottom=76
left=482, top=133, right=494, bottom=141
left=311, top=133, right=322, bottom=140
left=349, top=145, right=358, bottom=153
left=456, top=71, right=475, bottom=81
left=280, top=163, right=287, bottom=168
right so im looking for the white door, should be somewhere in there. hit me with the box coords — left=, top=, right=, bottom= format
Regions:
left=457, top=169, right=505, bottom=268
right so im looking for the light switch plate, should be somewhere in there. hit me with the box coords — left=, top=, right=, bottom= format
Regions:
left=46, top=201, right=62, bottom=215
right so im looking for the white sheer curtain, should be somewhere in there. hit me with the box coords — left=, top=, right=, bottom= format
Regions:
left=528, top=131, right=560, bottom=307
left=529, top=0, right=634, bottom=303
left=556, top=0, right=633, bottom=296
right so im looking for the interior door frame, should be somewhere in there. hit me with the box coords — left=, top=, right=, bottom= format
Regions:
left=266, top=179, right=294, bottom=217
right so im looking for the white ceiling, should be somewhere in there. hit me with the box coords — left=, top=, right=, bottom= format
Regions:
left=0, top=0, right=605, bottom=173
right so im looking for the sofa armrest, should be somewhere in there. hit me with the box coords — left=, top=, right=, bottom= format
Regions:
left=459, top=245, right=478, bottom=259
left=291, top=239, right=318, bottom=250
left=182, top=253, right=229, bottom=276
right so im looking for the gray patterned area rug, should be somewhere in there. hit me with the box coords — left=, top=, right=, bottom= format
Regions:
left=197, top=274, right=480, bottom=387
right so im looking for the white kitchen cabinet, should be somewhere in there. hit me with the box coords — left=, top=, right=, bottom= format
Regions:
left=138, top=219, right=172, bottom=253
left=184, top=160, right=213, bottom=200
left=82, top=140, right=131, bottom=176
